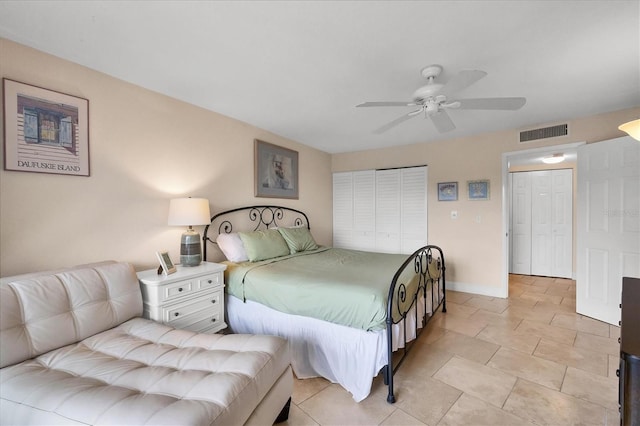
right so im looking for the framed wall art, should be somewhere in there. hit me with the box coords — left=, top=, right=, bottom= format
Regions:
left=468, top=179, right=490, bottom=200
left=437, top=181, right=458, bottom=201
left=254, top=139, right=299, bottom=199
left=3, top=79, right=90, bottom=176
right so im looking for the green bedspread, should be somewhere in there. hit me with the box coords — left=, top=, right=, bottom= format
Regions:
left=225, top=247, right=420, bottom=331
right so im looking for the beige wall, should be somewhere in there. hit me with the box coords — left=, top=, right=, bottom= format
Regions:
left=0, top=39, right=333, bottom=276
left=333, top=107, right=640, bottom=295
left=2, top=37, right=637, bottom=293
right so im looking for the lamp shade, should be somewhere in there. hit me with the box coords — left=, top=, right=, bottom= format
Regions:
left=168, top=198, right=211, bottom=226
left=619, top=119, right=640, bottom=141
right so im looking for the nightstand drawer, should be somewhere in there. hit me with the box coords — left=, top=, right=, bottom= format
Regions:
left=197, top=272, right=222, bottom=290
left=163, top=291, right=222, bottom=326
left=183, top=311, right=224, bottom=334
left=163, top=280, right=196, bottom=301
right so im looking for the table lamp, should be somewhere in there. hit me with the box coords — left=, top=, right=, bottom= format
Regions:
left=168, top=197, right=211, bottom=266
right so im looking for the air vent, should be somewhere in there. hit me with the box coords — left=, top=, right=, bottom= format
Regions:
left=520, top=124, right=568, bottom=142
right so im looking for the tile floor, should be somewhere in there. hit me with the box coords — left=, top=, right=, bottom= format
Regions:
left=282, top=275, right=621, bottom=426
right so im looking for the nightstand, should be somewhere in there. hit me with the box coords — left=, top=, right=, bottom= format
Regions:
left=137, top=261, right=227, bottom=334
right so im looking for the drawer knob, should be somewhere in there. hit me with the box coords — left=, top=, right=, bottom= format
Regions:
left=211, top=318, right=216, bottom=322
left=208, top=280, right=213, bottom=284
left=617, top=369, right=620, bottom=377
left=174, top=312, right=180, bottom=317
left=178, top=287, right=183, bottom=292
left=211, top=299, right=216, bottom=304
left=618, top=337, right=621, bottom=344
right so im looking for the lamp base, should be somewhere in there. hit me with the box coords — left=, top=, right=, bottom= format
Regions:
left=180, top=229, right=202, bottom=266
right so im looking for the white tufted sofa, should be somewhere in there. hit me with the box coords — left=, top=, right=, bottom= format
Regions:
left=0, top=261, right=292, bottom=425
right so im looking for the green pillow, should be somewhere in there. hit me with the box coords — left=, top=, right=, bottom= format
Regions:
left=278, top=226, right=318, bottom=254
left=239, top=229, right=290, bottom=262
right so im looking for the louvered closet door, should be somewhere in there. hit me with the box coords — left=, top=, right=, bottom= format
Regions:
left=332, top=167, right=427, bottom=254
left=352, top=170, right=376, bottom=250
left=332, top=172, right=354, bottom=249
left=375, top=169, right=401, bottom=253
left=401, top=167, right=428, bottom=254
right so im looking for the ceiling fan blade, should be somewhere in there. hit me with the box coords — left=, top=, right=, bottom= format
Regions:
left=430, top=110, right=456, bottom=133
left=455, top=97, right=527, bottom=110
left=356, top=101, right=416, bottom=107
left=440, top=70, right=487, bottom=95
left=374, top=111, right=420, bottom=134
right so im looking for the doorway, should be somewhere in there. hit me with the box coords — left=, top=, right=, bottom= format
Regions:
left=500, top=142, right=583, bottom=298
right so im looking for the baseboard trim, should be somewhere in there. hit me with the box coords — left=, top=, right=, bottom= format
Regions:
left=446, top=281, right=507, bottom=299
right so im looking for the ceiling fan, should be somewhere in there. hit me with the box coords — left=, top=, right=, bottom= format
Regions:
left=356, top=64, right=526, bottom=134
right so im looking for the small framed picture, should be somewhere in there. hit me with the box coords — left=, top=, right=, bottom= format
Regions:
left=438, top=182, right=458, bottom=201
left=156, top=251, right=177, bottom=275
left=468, top=179, right=490, bottom=200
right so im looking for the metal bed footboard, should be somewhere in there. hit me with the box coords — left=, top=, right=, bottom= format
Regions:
left=383, top=245, right=446, bottom=403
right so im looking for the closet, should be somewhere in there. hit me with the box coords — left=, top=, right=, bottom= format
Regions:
left=510, top=169, right=573, bottom=278
left=333, top=166, right=427, bottom=255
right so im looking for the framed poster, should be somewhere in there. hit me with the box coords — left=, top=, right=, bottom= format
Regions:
left=468, top=179, right=490, bottom=200
left=438, top=181, right=458, bottom=201
left=3, top=79, right=90, bottom=176
left=254, top=139, right=299, bottom=199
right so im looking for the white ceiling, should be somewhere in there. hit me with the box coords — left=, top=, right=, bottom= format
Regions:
left=1, top=1, right=638, bottom=154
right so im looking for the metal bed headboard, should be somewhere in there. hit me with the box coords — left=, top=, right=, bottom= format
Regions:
left=202, top=205, right=310, bottom=261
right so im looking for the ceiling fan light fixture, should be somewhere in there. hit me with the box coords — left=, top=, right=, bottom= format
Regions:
left=542, top=153, right=565, bottom=164
left=619, top=119, right=640, bottom=141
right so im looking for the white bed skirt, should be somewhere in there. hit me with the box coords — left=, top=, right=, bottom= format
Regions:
left=226, top=292, right=432, bottom=402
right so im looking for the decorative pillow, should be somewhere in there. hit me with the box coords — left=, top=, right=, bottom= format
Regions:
left=277, top=226, right=318, bottom=254
left=216, top=233, right=249, bottom=262
left=238, top=229, right=290, bottom=262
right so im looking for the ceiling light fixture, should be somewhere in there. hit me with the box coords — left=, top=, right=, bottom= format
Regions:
left=542, top=153, right=565, bottom=164
left=619, top=119, right=640, bottom=141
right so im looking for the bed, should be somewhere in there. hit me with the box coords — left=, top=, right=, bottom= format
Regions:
left=203, top=205, right=446, bottom=403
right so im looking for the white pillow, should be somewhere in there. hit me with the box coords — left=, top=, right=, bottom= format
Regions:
left=216, top=232, right=249, bottom=262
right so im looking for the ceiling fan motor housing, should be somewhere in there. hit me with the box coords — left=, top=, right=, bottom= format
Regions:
left=412, top=83, right=443, bottom=104
left=413, top=64, right=445, bottom=103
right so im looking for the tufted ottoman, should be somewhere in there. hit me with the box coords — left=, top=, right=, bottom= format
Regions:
left=0, top=261, right=292, bottom=425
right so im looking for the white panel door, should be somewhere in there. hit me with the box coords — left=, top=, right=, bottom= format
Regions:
left=375, top=169, right=401, bottom=253
left=352, top=170, right=376, bottom=251
left=577, top=136, right=640, bottom=325
left=400, top=166, right=428, bottom=254
left=551, top=169, right=573, bottom=278
left=531, top=171, right=552, bottom=276
left=510, top=172, right=532, bottom=274
left=332, top=172, right=353, bottom=249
